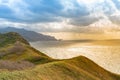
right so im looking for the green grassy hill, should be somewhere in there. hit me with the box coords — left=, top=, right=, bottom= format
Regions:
left=0, top=32, right=120, bottom=80
left=0, top=32, right=53, bottom=64
left=0, top=56, right=120, bottom=80
left=0, top=32, right=29, bottom=47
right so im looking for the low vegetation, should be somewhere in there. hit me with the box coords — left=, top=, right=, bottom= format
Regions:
left=0, top=32, right=120, bottom=80
left=0, top=56, right=120, bottom=80
left=0, top=32, right=29, bottom=47
left=0, top=32, right=54, bottom=65
left=0, top=60, right=34, bottom=71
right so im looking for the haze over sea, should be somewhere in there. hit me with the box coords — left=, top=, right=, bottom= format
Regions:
left=30, top=40, right=120, bottom=74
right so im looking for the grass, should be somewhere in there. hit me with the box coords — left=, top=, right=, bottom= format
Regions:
left=0, top=32, right=54, bottom=67
left=0, top=56, right=119, bottom=80
left=0, top=32, right=120, bottom=80
left=0, top=32, right=29, bottom=47
left=0, top=60, right=34, bottom=71
left=0, top=42, right=54, bottom=64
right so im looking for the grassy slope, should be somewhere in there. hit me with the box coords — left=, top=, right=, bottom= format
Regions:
left=0, top=32, right=29, bottom=47
left=0, top=43, right=54, bottom=64
left=0, top=32, right=54, bottom=64
left=0, top=32, right=120, bottom=80
left=0, top=56, right=120, bottom=80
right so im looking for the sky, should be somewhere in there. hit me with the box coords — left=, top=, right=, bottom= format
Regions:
left=0, top=0, right=120, bottom=40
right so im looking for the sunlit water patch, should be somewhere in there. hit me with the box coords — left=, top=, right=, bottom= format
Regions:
left=30, top=41, right=120, bottom=74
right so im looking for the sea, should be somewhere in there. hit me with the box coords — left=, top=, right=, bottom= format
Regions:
left=30, top=40, right=120, bottom=74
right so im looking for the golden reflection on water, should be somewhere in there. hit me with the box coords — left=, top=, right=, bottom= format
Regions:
left=30, top=40, right=120, bottom=74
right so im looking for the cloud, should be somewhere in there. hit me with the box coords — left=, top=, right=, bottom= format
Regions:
left=69, top=16, right=100, bottom=26
left=112, top=0, right=120, bottom=10
left=0, top=0, right=120, bottom=34
left=0, top=0, right=64, bottom=23
left=0, top=0, right=90, bottom=23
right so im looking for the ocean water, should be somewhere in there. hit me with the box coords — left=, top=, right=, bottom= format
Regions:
left=30, top=41, right=120, bottom=74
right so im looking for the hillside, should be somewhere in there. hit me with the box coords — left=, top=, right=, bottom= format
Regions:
left=0, top=32, right=29, bottom=47
left=0, top=32, right=53, bottom=65
left=0, top=27, right=57, bottom=42
left=0, top=56, right=120, bottom=80
left=0, top=32, right=120, bottom=80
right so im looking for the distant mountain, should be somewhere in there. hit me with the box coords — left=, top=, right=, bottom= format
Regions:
left=0, top=27, right=57, bottom=42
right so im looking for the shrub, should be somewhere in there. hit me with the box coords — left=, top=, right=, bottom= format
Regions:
left=0, top=60, right=35, bottom=71
left=8, top=42, right=26, bottom=54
